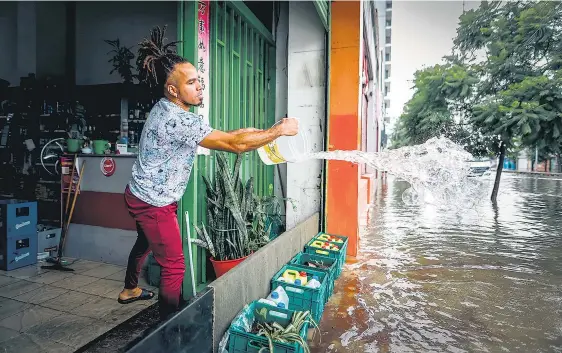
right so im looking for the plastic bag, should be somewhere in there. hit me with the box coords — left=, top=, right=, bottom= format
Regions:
left=217, top=330, right=230, bottom=353
left=229, top=303, right=254, bottom=332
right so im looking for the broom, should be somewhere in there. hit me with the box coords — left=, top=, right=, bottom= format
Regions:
left=42, top=159, right=86, bottom=271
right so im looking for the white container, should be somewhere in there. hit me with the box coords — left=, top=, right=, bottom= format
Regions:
left=266, top=286, right=289, bottom=308
left=258, top=298, right=278, bottom=307
left=257, top=120, right=309, bottom=165
left=305, top=276, right=321, bottom=289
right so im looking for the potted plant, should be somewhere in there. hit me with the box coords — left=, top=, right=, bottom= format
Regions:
left=193, top=152, right=282, bottom=277
left=104, top=39, right=136, bottom=84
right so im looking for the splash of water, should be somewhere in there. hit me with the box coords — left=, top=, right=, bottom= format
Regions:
left=301, top=137, right=490, bottom=209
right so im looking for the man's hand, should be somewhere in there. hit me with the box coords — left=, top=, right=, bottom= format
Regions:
left=276, top=118, right=299, bottom=136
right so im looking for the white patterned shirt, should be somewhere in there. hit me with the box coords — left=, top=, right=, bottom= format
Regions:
left=128, top=98, right=213, bottom=207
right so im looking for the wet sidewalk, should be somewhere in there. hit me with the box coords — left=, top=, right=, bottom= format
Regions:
left=0, top=260, right=157, bottom=353
left=309, top=258, right=367, bottom=352
left=312, top=175, right=562, bottom=353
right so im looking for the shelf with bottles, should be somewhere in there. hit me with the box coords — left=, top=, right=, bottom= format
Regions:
left=123, top=96, right=157, bottom=146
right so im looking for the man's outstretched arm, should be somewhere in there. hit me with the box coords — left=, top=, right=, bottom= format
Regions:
left=228, top=127, right=262, bottom=135
left=199, top=118, right=298, bottom=154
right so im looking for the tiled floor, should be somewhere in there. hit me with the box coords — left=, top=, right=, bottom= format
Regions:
left=0, top=259, right=158, bottom=353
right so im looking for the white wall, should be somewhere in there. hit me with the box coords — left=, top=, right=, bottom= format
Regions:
left=0, top=2, right=177, bottom=87
left=0, top=2, right=17, bottom=86
left=36, top=2, right=67, bottom=78
left=0, top=2, right=66, bottom=85
left=0, top=2, right=37, bottom=86
left=274, top=2, right=289, bottom=217
left=286, top=2, right=326, bottom=229
left=16, top=2, right=37, bottom=82
left=75, top=1, right=177, bottom=85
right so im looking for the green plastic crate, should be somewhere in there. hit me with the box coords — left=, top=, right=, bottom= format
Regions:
left=304, top=232, right=348, bottom=278
left=289, top=252, right=337, bottom=302
left=271, top=264, right=328, bottom=323
left=228, top=301, right=309, bottom=353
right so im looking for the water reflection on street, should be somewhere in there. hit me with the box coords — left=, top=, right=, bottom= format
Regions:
left=312, top=174, right=562, bottom=353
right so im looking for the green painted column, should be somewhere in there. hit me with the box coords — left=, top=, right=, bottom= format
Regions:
left=177, top=0, right=201, bottom=300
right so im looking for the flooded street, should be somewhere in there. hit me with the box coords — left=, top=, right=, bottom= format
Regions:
left=312, top=174, right=562, bottom=353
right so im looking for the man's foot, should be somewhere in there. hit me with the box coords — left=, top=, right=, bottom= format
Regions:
left=118, top=287, right=155, bottom=304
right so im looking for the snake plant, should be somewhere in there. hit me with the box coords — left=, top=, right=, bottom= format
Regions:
left=193, top=152, right=281, bottom=261
left=255, top=310, right=320, bottom=353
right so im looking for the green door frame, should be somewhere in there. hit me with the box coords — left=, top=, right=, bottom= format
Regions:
left=314, top=0, right=330, bottom=31
left=176, top=0, right=202, bottom=300
left=177, top=0, right=277, bottom=301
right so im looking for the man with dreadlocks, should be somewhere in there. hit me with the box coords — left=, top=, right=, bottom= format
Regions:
left=118, top=32, right=299, bottom=320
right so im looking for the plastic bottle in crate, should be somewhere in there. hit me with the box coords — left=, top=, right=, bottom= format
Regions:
left=257, top=298, right=278, bottom=307
left=282, top=269, right=308, bottom=286
left=266, top=286, right=289, bottom=308
left=317, top=233, right=344, bottom=244
left=310, top=240, right=340, bottom=251
left=305, top=276, right=321, bottom=289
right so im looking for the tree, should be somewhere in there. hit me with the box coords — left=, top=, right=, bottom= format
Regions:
left=393, top=1, right=562, bottom=202
left=391, top=64, right=480, bottom=151
left=454, top=0, right=562, bottom=201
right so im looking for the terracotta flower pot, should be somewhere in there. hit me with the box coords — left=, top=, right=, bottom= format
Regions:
left=210, top=254, right=251, bottom=278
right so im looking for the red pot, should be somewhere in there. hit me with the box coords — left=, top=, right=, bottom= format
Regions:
left=210, top=254, right=251, bottom=278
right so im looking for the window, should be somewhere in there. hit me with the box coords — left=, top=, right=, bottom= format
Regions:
left=386, top=19, right=391, bottom=26
left=385, top=69, right=389, bottom=78
left=385, top=53, right=391, bottom=61
left=386, top=36, right=391, bottom=44
left=386, top=1, right=392, bottom=8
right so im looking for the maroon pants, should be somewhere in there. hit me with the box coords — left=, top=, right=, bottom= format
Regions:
left=123, top=185, right=185, bottom=320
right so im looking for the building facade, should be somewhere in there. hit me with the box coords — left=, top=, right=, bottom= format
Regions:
left=374, top=0, right=392, bottom=147
left=176, top=0, right=384, bottom=288
left=0, top=0, right=384, bottom=295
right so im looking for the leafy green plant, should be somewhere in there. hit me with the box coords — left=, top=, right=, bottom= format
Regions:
left=193, top=152, right=283, bottom=261
left=104, top=39, right=136, bottom=84
left=254, top=310, right=319, bottom=353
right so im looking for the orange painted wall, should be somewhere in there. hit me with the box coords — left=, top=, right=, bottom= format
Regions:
left=326, top=1, right=361, bottom=257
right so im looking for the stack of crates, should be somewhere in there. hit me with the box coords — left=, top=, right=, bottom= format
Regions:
left=304, top=232, right=348, bottom=278
left=0, top=200, right=38, bottom=271
left=226, top=231, right=349, bottom=352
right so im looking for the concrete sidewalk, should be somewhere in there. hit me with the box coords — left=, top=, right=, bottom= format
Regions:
left=504, top=170, right=562, bottom=177
left=0, top=260, right=157, bottom=353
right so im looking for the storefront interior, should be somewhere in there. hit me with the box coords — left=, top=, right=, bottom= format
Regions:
left=0, top=1, right=332, bottom=352
left=0, top=2, right=184, bottom=350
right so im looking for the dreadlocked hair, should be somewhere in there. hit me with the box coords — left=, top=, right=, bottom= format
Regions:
left=137, top=25, right=186, bottom=89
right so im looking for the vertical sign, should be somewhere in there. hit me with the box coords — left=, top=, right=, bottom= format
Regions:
left=196, top=0, right=211, bottom=155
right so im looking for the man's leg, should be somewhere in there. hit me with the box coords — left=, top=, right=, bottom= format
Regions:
left=119, top=187, right=155, bottom=303
left=119, top=223, right=152, bottom=301
left=147, top=203, right=185, bottom=320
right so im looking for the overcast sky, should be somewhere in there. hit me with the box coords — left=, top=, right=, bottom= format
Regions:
left=388, top=1, right=481, bottom=132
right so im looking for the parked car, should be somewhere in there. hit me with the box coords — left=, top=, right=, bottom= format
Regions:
left=468, top=159, right=492, bottom=177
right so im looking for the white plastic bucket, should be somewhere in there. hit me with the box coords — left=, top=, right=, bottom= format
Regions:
left=257, top=121, right=309, bottom=165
